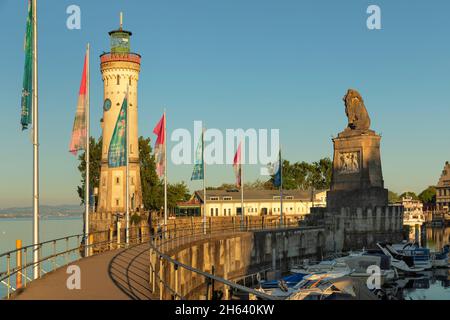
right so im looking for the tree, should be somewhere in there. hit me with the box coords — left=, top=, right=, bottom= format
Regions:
left=77, top=137, right=102, bottom=207
left=139, top=136, right=163, bottom=211
left=399, top=191, right=419, bottom=200
left=269, top=158, right=332, bottom=191
left=167, top=182, right=191, bottom=209
left=388, top=191, right=400, bottom=204
left=418, top=186, right=436, bottom=204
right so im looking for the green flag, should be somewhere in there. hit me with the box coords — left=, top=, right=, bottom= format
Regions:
left=21, top=0, right=33, bottom=130
left=108, top=95, right=128, bottom=168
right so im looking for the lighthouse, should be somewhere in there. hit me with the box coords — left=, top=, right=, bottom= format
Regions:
left=97, top=14, right=142, bottom=213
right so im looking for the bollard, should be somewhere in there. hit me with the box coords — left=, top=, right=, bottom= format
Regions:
left=89, top=234, right=94, bottom=256
left=109, top=226, right=114, bottom=251
left=141, top=225, right=145, bottom=243
left=117, top=221, right=121, bottom=247
left=16, top=240, right=22, bottom=289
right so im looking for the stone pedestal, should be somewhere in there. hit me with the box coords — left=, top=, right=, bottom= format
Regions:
left=327, top=129, right=388, bottom=209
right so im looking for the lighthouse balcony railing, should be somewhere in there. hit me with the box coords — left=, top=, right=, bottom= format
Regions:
left=100, top=52, right=141, bottom=64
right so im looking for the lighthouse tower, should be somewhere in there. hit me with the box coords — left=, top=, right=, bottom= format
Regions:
left=97, top=14, right=142, bottom=213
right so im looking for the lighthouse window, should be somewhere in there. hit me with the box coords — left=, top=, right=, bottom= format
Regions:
left=115, top=199, right=120, bottom=206
left=131, top=177, right=134, bottom=185
left=117, top=75, right=120, bottom=85
left=115, top=177, right=120, bottom=185
left=129, top=77, right=132, bottom=86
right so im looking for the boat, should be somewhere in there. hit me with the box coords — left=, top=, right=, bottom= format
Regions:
left=430, top=245, right=449, bottom=268
left=391, top=242, right=432, bottom=270
left=335, top=253, right=397, bottom=284
left=261, top=270, right=351, bottom=299
left=376, top=243, right=426, bottom=273
left=290, top=260, right=352, bottom=275
left=260, top=273, right=308, bottom=289
left=285, top=276, right=378, bottom=300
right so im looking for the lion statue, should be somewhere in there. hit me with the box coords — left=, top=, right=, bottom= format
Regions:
left=343, top=89, right=371, bottom=131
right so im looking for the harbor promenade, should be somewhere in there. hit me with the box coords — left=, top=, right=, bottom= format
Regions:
left=13, top=243, right=153, bottom=300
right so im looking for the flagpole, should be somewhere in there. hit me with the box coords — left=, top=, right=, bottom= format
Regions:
left=84, top=43, right=90, bottom=257
left=240, top=140, right=244, bottom=230
left=31, top=0, right=39, bottom=280
left=125, top=87, right=129, bottom=245
left=164, top=110, right=168, bottom=231
left=202, top=127, right=206, bottom=235
left=279, top=146, right=283, bottom=227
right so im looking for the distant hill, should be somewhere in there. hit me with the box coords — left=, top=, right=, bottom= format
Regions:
left=0, top=204, right=83, bottom=218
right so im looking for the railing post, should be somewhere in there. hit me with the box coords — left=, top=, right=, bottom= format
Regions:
left=65, top=238, right=69, bottom=265
left=16, top=240, right=22, bottom=289
left=23, top=247, right=28, bottom=287
left=174, top=263, right=179, bottom=300
left=152, top=250, right=156, bottom=293
left=159, top=257, right=164, bottom=300
left=7, top=254, right=11, bottom=299
left=53, top=240, right=56, bottom=271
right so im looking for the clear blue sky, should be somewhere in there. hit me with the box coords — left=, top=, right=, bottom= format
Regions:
left=1, top=0, right=450, bottom=208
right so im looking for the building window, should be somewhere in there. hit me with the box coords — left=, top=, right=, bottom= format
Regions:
left=215, top=208, right=219, bottom=216
left=210, top=208, right=214, bottom=216
left=115, top=177, right=120, bottom=185
left=273, top=196, right=281, bottom=200
left=285, top=196, right=294, bottom=200
left=210, top=197, right=219, bottom=201
left=223, top=196, right=232, bottom=201
left=224, top=209, right=227, bottom=215
left=115, top=198, right=120, bottom=206
left=117, top=75, right=120, bottom=85
left=228, top=208, right=231, bottom=215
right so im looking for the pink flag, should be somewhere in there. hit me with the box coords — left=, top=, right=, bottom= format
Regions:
left=153, top=113, right=166, bottom=178
left=69, top=53, right=87, bottom=156
left=233, top=142, right=242, bottom=188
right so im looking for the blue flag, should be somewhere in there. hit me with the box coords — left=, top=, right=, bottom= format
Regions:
left=191, top=132, right=204, bottom=180
left=273, top=150, right=282, bottom=188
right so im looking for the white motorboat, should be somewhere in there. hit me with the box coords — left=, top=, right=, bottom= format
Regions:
left=391, top=242, right=432, bottom=270
left=376, top=243, right=426, bottom=273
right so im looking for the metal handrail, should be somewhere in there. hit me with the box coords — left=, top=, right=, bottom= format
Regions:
left=148, top=219, right=307, bottom=300
left=0, top=225, right=148, bottom=299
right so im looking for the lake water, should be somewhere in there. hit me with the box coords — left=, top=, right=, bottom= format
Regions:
left=0, top=218, right=449, bottom=300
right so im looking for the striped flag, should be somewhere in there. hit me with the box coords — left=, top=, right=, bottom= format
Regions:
left=69, top=52, right=88, bottom=155
left=191, top=132, right=204, bottom=181
left=153, top=113, right=166, bottom=178
left=20, top=0, right=33, bottom=130
left=233, top=142, right=242, bottom=188
left=108, top=93, right=128, bottom=167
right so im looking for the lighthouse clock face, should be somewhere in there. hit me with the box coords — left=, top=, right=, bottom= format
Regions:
left=103, top=98, right=112, bottom=112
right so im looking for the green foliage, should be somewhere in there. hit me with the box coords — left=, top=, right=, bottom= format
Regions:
left=388, top=191, right=400, bottom=204
left=418, top=186, right=436, bottom=204
left=167, top=182, right=191, bottom=209
left=139, top=136, right=163, bottom=211
left=269, top=158, right=332, bottom=190
left=139, top=136, right=191, bottom=211
left=399, top=191, right=419, bottom=200
left=77, top=137, right=102, bottom=206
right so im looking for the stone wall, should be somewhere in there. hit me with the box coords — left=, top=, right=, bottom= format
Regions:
left=155, top=226, right=324, bottom=299
left=309, top=205, right=404, bottom=252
